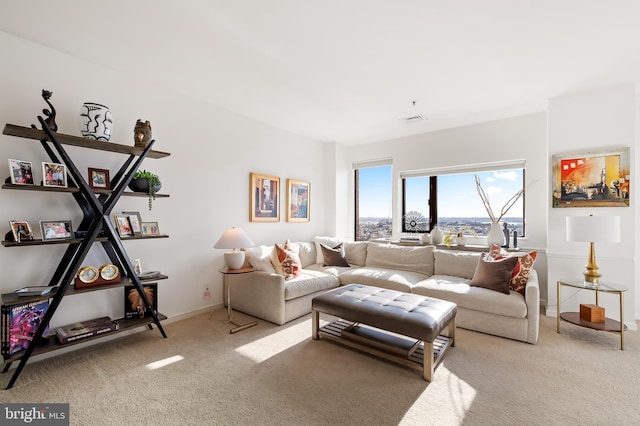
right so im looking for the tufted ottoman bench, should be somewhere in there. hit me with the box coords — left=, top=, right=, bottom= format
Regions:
left=312, top=284, right=457, bottom=381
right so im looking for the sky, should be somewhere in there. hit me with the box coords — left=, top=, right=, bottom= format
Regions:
left=359, top=165, right=524, bottom=219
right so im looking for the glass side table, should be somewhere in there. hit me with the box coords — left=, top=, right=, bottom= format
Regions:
left=556, top=279, right=627, bottom=350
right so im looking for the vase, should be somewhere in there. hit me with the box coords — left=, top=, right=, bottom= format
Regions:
left=487, top=221, right=504, bottom=247
left=79, top=102, right=113, bottom=141
left=430, top=226, right=443, bottom=244
left=455, top=236, right=466, bottom=246
left=128, top=178, right=161, bottom=194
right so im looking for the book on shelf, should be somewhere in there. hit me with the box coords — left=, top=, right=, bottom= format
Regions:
left=1, top=299, right=50, bottom=356
left=124, top=284, right=158, bottom=319
left=55, top=316, right=119, bottom=344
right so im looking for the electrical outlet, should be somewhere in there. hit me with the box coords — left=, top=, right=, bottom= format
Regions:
left=202, top=286, right=211, bottom=299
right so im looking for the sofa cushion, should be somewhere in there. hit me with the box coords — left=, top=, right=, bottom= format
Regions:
left=284, top=269, right=340, bottom=301
left=338, top=267, right=428, bottom=293
left=244, top=245, right=277, bottom=274
left=433, top=250, right=481, bottom=280
left=469, top=253, right=518, bottom=294
left=487, top=244, right=538, bottom=296
left=320, top=243, right=350, bottom=267
left=365, top=243, right=434, bottom=276
left=343, top=241, right=368, bottom=266
left=412, top=276, right=527, bottom=318
left=271, top=243, right=301, bottom=280
left=286, top=241, right=316, bottom=268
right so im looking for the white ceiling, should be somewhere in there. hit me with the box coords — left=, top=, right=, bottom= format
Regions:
left=2, top=1, right=640, bottom=145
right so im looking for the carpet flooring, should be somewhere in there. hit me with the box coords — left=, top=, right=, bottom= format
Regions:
left=1, top=309, right=638, bottom=425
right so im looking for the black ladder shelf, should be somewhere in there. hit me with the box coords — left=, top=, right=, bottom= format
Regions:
left=1, top=115, right=170, bottom=389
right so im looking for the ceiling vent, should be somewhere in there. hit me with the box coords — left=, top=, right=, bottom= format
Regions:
left=403, top=115, right=425, bottom=123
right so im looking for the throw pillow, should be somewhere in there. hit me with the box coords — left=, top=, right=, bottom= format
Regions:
left=314, top=236, right=343, bottom=264
left=470, top=253, right=518, bottom=295
left=271, top=243, right=301, bottom=280
left=320, top=243, right=350, bottom=267
left=488, top=244, right=538, bottom=295
left=244, top=245, right=277, bottom=274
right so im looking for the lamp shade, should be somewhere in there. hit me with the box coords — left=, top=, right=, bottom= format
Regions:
left=214, top=227, right=254, bottom=270
left=566, top=215, right=621, bottom=243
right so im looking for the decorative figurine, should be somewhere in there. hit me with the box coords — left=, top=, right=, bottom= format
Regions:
left=41, top=89, right=57, bottom=131
left=133, top=119, right=152, bottom=148
left=502, top=222, right=510, bottom=248
left=512, top=230, right=518, bottom=249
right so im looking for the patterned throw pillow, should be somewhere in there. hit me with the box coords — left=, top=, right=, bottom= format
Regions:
left=487, top=244, right=537, bottom=296
left=271, top=241, right=301, bottom=280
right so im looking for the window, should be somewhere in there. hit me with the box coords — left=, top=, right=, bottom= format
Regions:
left=354, top=163, right=392, bottom=241
left=402, top=167, right=525, bottom=237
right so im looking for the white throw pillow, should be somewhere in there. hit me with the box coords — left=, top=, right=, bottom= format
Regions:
left=244, top=245, right=276, bottom=274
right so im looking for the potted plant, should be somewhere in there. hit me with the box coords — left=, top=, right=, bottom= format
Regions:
left=128, top=169, right=161, bottom=210
left=443, top=226, right=477, bottom=247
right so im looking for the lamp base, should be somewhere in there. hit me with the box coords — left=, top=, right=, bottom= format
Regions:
left=224, top=251, right=245, bottom=270
left=583, top=271, right=601, bottom=285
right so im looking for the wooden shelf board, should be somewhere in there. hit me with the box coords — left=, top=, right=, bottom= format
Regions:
left=560, top=312, right=628, bottom=332
left=3, top=124, right=170, bottom=159
left=2, top=183, right=169, bottom=198
left=2, top=313, right=168, bottom=364
left=2, top=235, right=169, bottom=247
left=1, top=275, right=168, bottom=305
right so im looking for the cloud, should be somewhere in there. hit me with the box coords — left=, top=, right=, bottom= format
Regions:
left=493, top=171, right=518, bottom=181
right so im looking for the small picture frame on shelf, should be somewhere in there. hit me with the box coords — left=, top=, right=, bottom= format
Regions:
left=8, top=159, right=35, bottom=185
left=141, top=221, right=160, bottom=236
left=40, top=220, right=73, bottom=241
left=122, top=211, right=142, bottom=235
left=132, top=258, right=142, bottom=275
left=42, top=162, right=67, bottom=188
left=8, top=220, right=34, bottom=242
left=88, top=167, right=110, bottom=189
left=114, top=214, right=133, bottom=237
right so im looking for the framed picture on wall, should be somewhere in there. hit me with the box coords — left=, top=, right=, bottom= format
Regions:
left=250, top=172, right=280, bottom=222
left=552, top=147, right=630, bottom=208
left=286, top=179, right=310, bottom=222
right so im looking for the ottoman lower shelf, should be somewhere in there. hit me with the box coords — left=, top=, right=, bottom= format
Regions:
left=318, top=319, right=452, bottom=377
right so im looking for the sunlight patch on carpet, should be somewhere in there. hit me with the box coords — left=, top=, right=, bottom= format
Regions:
left=235, top=320, right=311, bottom=363
left=400, top=367, right=477, bottom=424
left=145, top=355, right=184, bottom=370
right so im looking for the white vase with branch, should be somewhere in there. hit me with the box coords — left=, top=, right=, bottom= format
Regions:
left=475, top=175, right=525, bottom=247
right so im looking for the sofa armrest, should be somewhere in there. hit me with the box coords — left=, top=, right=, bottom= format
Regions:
left=227, top=271, right=287, bottom=325
left=524, top=269, right=540, bottom=344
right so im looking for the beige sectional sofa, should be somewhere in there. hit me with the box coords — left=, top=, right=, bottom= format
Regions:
left=228, top=239, right=539, bottom=344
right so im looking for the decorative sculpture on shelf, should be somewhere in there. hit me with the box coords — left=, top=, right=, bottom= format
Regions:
left=502, top=222, right=510, bottom=248
left=133, top=119, right=152, bottom=148
left=33, top=89, right=58, bottom=131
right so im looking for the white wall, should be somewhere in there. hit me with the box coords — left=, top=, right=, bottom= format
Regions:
left=341, top=113, right=550, bottom=301
left=546, top=84, right=637, bottom=328
left=0, top=31, right=328, bottom=328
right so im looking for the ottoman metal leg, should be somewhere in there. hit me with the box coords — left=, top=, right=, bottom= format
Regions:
left=312, top=309, right=319, bottom=340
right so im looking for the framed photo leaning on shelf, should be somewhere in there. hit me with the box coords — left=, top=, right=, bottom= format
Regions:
left=8, top=220, right=34, bottom=242
left=40, top=220, right=73, bottom=240
left=8, top=159, right=35, bottom=185
left=42, top=162, right=67, bottom=188
left=88, top=167, right=110, bottom=189
left=122, top=211, right=142, bottom=235
left=141, top=221, right=160, bottom=236
left=114, top=214, right=133, bottom=237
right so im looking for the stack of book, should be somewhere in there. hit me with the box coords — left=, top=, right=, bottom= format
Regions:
left=55, top=316, right=118, bottom=344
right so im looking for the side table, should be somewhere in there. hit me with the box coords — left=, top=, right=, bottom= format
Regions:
left=556, top=279, right=627, bottom=350
left=218, top=267, right=258, bottom=334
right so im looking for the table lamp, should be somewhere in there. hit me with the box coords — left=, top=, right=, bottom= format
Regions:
left=214, top=227, right=254, bottom=270
left=566, top=215, right=620, bottom=284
